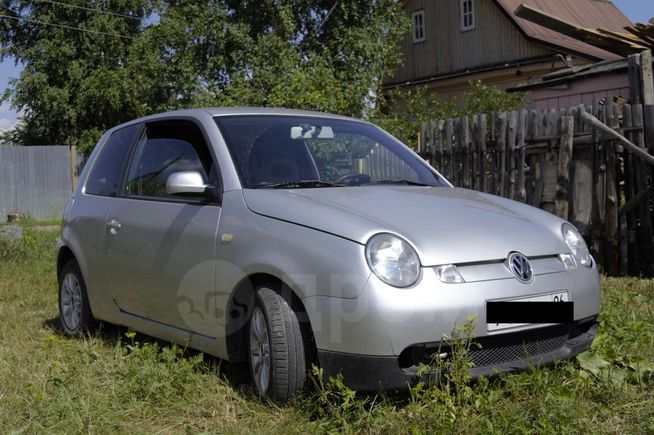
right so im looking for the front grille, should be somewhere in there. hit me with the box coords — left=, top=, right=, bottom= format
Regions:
left=469, top=327, right=569, bottom=367
left=398, top=323, right=588, bottom=370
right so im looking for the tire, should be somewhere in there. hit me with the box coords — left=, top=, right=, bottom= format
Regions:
left=58, top=259, right=97, bottom=337
left=248, top=285, right=307, bottom=402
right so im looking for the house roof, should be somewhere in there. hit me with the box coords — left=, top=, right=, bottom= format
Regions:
left=493, top=0, right=633, bottom=61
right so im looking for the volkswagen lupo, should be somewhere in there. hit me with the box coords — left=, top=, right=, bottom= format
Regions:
left=57, top=108, right=600, bottom=401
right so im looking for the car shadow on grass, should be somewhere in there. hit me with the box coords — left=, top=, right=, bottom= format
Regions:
left=42, top=316, right=253, bottom=394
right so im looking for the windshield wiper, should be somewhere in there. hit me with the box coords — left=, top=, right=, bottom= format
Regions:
left=366, top=179, right=435, bottom=186
left=258, top=180, right=345, bottom=189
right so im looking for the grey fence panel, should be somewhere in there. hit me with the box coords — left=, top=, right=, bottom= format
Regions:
left=0, top=147, right=17, bottom=220
left=0, top=145, right=73, bottom=221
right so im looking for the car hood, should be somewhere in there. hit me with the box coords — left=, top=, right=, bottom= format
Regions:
left=242, top=186, right=569, bottom=266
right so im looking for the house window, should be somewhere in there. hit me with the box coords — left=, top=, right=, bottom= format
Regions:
left=461, top=0, right=475, bottom=31
left=412, top=10, right=425, bottom=43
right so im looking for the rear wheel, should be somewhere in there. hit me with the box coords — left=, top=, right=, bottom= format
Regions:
left=248, top=285, right=307, bottom=402
left=58, top=259, right=97, bottom=337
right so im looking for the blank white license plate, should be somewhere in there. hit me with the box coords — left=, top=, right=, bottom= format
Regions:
left=487, top=290, right=569, bottom=331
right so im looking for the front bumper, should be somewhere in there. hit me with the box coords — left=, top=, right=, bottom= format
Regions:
left=317, top=318, right=598, bottom=391
left=303, top=259, right=600, bottom=390
left=303, top=263, right=601, bottom=356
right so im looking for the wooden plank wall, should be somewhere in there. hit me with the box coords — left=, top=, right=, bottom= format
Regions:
left=391, top=0, right=552, bottom=84
left=418, top=101, right=654, bottom=277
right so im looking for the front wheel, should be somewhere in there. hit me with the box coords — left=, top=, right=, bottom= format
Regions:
left=58, top=259, right=97, bottom=337
left=248, top=285, right=307, bottom=402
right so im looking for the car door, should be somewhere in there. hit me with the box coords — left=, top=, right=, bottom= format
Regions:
left=104, top=118, right=222, bottom=338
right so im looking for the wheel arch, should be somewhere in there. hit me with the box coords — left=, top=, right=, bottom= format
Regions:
left=225, top=272, right=316, bottom=363
left=56, top=244, right=78, bottom=280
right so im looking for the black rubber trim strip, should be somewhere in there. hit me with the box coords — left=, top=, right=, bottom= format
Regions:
left=116, top=302, right=217, bottom=340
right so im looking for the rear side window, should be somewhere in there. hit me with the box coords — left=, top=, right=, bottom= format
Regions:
left=125, top=120, right=216, bottom=200
left=85, top=124, right=140, bottom=196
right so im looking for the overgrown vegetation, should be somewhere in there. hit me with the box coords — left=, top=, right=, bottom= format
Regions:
left=1, top=227, right=653, bottom=433
left=373, top=81, right=527, bottom=147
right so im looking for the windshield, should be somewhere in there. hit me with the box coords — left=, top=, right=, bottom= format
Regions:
left=214, top=115, right=447, bottom=189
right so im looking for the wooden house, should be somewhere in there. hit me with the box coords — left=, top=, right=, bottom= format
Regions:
left=384, top=0, right=633, bottom=102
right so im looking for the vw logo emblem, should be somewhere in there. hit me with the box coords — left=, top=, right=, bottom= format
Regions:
left=508, top=252, right=533, bottom=283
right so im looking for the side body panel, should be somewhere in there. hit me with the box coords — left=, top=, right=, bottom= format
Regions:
left=104, top=198, right=222, bottom=338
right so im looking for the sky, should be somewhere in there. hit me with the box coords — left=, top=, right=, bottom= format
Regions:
left=1, top=0, right=654, bottom=133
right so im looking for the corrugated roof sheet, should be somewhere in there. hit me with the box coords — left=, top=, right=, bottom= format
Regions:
left=493, top=0, right=633, bottom=60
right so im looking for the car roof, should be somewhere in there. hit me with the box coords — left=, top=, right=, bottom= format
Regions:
left=108, top=107, right=360, bottom=133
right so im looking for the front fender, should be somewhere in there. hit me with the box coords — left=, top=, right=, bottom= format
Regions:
left=212, top=191, right=371, bottom=325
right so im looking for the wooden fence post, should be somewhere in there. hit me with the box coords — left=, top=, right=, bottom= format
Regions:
left=634, top=105, right=654, bottom=276
left=629, top=53, right=642, bottom=105
left=70, top=145, right=78, bottom=190
left=472, top=115, right=479, bottom=191
left=507, top=111, right=518, bottom=199
left=418, top=123, right=425, bottom=153
left=446, top=119, right=454, bottom=181
left=638, top=50, right=654, bottom=156
left=437, top=120, right=445, bottom=173
left=461, top=116, right=471, bottom=188
left=479, top=114, right=488, bottom=193
left=496, top=112, right=508, bottom=197
left=622, top=105, right=636, bottom=275
left=517, top=109, right=528, bottom=202
left=638, top=50, right=654, bottom=276
left=556, top=115, right=574, bottom=220
left=605, top=101, right=619, bottom=275
left=429, top=120, right=437, bottom=166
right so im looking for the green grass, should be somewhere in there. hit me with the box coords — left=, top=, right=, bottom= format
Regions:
left=0, top=217, right=62, bottom=229
left=0, top=230, right=653, bottom=434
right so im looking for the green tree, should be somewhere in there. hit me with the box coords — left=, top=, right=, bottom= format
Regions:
left=0, top=0, right=409, bottom=151
left=138, top=0, right=409, bottom=115
left=0, top=0, right=154, bottom=148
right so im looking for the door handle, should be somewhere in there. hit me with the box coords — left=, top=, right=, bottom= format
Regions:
left=107, top=219, right=122, bottom=235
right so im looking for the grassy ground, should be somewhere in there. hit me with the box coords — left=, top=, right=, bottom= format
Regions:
left=0, top=227, right=653, bottom=434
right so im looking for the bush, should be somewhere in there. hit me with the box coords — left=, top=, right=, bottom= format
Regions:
left=373, top=80, right=526, bottom=147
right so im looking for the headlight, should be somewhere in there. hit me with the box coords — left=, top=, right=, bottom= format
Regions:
left=365, top=233, right=420, bottom=287
left=562, top=223, right=593, bottom=268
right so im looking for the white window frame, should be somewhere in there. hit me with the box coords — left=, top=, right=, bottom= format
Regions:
left=412, top=9, right=426, bottom=43
left=460, top=0, right=476, bottom=32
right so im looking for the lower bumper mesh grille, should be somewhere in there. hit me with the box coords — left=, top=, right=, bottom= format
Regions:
left=398, top=322, right=593, bottom=370
left=469, top=329, right=569, bottom=367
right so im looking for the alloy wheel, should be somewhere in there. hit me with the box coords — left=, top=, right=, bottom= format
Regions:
left=60, top=272, right=83, bottom=331
left=249, top=307, right=271, bottom=394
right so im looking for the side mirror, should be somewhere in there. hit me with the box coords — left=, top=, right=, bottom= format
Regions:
left=166, top=171, right=219, bottom=202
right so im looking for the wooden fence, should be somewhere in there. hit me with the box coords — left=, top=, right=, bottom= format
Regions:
left=417, top=101, right=654, bottom=277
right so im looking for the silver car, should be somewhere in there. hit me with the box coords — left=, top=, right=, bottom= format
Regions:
left=56, top=108, right=600, bottom=401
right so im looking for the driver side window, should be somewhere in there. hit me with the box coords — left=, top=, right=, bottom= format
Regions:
left=125, top=120, right=216, bottom=200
